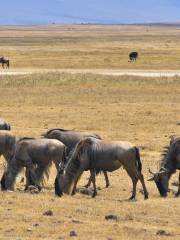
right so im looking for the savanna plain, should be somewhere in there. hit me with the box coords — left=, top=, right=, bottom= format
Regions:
left=0, top=25, right=180, bottom=240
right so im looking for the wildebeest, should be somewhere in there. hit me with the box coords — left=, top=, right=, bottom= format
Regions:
left=55, top=137, right=149, bottom=199
left=129, top=52, right=138, bottom=62
left=0, top=130, right=16, bottom=163
left=0, top=57, right=10, bottom=68
left=0, top=118, right=11, bottom=130
left=1, top=138, right=66, bottom=191
left=43, top=128, right=109, bottom=188
left=148, top=137, right=180, bottom=197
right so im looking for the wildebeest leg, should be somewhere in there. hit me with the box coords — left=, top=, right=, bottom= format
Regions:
left=24, top=168, right=30, bottom=191
left=71, top=175, right=81, bottom=195
left=103, top=171, right=110, bottom=188
left=175, top=171, right=180, bottom=197
left=34, top=165, right=48, bottom=189
left=5, top=164, right=23, bottom=191
left=138, top=173, right=149, bottom=199
left=129, top=177, right=138, bottom=200
left=85, top=171, right=109, bottom=188
left=123, top=165, right=138, bottom=200
left=84, top=172, right=92, bottom=188
left=90, top=169, right=97, bottom=198
left=27, top=165, right=41, bottom=190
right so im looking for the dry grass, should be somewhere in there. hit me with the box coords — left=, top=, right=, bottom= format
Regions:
left=1, top=24, right=180, bottom=69
left=0, top=72, right=179, bottom=239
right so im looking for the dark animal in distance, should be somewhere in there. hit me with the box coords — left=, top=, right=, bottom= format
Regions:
left=129, top=52, right=138, bottom=62
left=55, top=137, right=149, bottom=200
left=148, top=137, right=180, bottom=197
left=1, top=138, right=66, bottom=191
left=0, top=118, right=11, bottom=130
left=0, top=57, right=10, bottom=68
left=43, top=128, right=109, bottom=188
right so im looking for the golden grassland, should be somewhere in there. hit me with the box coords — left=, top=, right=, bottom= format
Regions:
left=0, top=73, right=179, bottom=239
left=1, top=24, right=180, bottom=69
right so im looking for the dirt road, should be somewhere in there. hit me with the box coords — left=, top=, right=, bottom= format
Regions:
left=1, top=68, right=180, bottom=77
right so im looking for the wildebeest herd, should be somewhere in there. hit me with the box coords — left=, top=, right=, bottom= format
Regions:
left=0, top=53, right=137, bottom=70
left=0, top=118, right=179, bottom=200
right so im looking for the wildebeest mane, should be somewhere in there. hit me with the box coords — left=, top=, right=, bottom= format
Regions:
left=65, top=138, right=93, bottom=178
left=160, top=141, right=178, bottom=170
left=160, top=145, right=170, bottom=165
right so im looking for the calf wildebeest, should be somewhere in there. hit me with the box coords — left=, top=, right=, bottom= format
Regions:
left=148, top=137, right=180, bottom=197
left=43, top=128, right=109, bottom=188
left=0, top=57, right=10, bottom=68
left=1, top=138, right=66, bottom=191
left=0, top=118, right=11, bottom=130
left=0, top=130, right=16, bottom=163
left=55, top=137, right=149, bottom=200
left=129, top=52, right=138, bottom=62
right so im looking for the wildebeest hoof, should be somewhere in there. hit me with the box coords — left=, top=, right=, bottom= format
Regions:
left=71, top=190, right=76, bottom=196
left=144, top=193, right=149, bottom=200
left=92, top=192, right=97, bottom=198
left=128, top=196, right=136, bottom=201
left=28, top=185, right=40, bottom=194
left=37, top=185, right=42, bottom=192
left=175, top=192, right=180, bottom=197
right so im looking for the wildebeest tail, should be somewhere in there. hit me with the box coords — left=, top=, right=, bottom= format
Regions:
left=135, top=147, right=142, bottom=172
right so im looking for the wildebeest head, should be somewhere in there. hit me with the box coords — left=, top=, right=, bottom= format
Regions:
left=54, top=172, right=63, bottom=197
left=148, top=168, right=169, bottom=197
left=54, top=169, right=75, bottom=197
left=54, top=139, right=92, bottom=197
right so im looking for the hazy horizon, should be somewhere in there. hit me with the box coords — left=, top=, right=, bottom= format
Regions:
left=0, top=0, right=180, bottom=25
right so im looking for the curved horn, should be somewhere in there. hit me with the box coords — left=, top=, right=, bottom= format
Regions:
left=147, top=176, right=155, bottom=181
left=148, top=168, right=156, bottom=181
left=148, top=168, right=155, bottom=175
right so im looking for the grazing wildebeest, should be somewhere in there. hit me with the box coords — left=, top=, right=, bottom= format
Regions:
left=0, top=57, right=10, bottom=68
left=55, top=137, right=149, bottom=200
left=43, top=128, right=109, bottom=188
left=129, top=52, right=138, bottom=62
left=0, top=130, right=16, bottom=163
left=148, top=137, right=180, bottom=197
left=0, top=118, right=11, bottom=130
left=1, top=138, right=66, bottom=191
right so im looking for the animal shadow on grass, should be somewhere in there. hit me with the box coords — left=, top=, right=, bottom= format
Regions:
left=77, top=187, right=137, bottom=202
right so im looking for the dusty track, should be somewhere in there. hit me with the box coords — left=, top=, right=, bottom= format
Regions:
left=1, top=68, right=180, bottom=77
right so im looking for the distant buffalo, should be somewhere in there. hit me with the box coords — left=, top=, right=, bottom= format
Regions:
left=129, top=52, right=138, bottom=62
left=0, top=57, right=10, bottom=68
left=0, top=118, right=11, bottom=130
